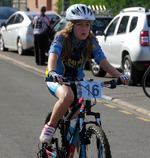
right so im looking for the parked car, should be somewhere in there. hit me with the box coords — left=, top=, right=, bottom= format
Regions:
left=91, top=16, right=113, bottom=36
left=45, top=11, right=61, bottom=28
left=0, top=11, right=37, bottom=55
left=0, top=7, right=19, bottom=27
left=96, top=7, right=150, bottom=85
left=0, top=11, right=61, bottom=55
left=51, top=17, right=67, bottom=37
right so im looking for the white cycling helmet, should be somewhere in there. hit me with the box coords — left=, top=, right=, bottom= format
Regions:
left=66, top=4, right=95, bottom=21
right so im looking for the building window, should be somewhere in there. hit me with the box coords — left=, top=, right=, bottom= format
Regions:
left=35, top=0, right=38, bottom=8
left=2, top=0, right=12, bottom=7
left=13, top=0, right=27, bottom=10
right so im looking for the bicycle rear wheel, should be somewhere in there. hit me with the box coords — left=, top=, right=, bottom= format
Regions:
left=142, top=67, right=150, bottom=98
left=78, top=125, right=111, bottom=158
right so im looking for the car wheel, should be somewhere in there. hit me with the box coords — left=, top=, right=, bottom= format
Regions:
left=89, top=59, right=106, bottom=77
left=17, top=38, right=25, bottom=55
left=0, top=37, right=8, bottom=51
left=122, top=55, right=140, bottom=85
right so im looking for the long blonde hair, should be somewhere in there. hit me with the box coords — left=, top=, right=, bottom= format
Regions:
left=57, top=21, right=98, bottom=61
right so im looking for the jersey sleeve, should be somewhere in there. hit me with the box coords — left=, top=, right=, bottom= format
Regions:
left=45, top=16, right=51, bottom=29
left=48, top=35, right=63, bottom=56
left=32, top=15, right=38, bottom=27
left=92, top=38, right=106, bottom=64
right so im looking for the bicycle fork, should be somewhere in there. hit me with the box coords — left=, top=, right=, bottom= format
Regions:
left=78, top=111, right=101, bottom=158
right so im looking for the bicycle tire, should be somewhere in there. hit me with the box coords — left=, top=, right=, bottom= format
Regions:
left=142, top=67, right=150, bottom=98
left=78, top=125, right=111, bottom=158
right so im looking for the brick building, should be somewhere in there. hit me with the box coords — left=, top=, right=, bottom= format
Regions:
left=27, top=0, right=58, bottom=12
left=0, top=0, right=58, bottom=12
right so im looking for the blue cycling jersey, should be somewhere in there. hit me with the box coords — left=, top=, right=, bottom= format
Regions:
left=47, top=35, right=106, bottom=80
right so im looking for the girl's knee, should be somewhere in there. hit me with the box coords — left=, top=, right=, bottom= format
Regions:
left=57, top=86, right=75, bottom=106
left=64, top=91, right=74, bottom=103
left=60, top=91, right=74, bottom=106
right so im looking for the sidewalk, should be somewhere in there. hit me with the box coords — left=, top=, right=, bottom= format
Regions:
left=0, top=51, right=150, bottom=118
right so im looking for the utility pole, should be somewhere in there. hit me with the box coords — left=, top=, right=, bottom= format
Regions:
left=62, top=0, right=70, bottom=13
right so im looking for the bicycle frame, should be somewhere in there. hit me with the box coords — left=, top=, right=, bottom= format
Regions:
left=43, top=97, right=101, bottom=158
left=38, top=77, right=120, bottom=158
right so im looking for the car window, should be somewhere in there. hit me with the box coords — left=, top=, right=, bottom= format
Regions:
left=106, top=17, right=119, bottom=36
left=53, top=18, right=67, bottom=32
left=91, top=18, right=112, bottom=35
left=117, top=16, right=129, bottom=34
left=6, top=15, right=16, bottom=25
left=46, top=14, right=61, bottom=27
left=129, top=16, right=138, bottom=32
left=28, top=14, right=37, bottom=21
left=53, top=21, right=66, bottom=32
left=147, top=15, right=150, bottom=27
left=15, top=14, right=24, bottom=23
left=47, top=14, right=60, bottom=21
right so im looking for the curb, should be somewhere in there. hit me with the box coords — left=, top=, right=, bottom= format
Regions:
left=102, top=95, right=150, bottom=117
left=0, top=54, right=45, bottom=75
left=1, top=53, right=150, bottom=118
left=112, top=98, right=150, bottom=117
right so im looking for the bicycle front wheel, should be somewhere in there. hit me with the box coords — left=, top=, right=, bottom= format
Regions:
left=142, top=67, right=150, bottom=98
left=78, top=125, right=111, bottom=158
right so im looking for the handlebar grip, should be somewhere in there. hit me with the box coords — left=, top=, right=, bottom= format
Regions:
left=117, top=78, right=122, bottom=85
left=117, top=78, right=133, bottom=85
left=45, top=77, right=54, bottom=82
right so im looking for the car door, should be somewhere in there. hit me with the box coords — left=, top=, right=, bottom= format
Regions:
left=2, top=14, right=17, bottom=47
left=110, top=16, right=130, bottom=68
left=11, top=14, right=24, bottom=48
left=99, top=17, right=120, bottom=64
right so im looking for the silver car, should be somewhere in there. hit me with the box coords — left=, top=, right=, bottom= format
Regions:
left=0, top=11, right=37, bottom=55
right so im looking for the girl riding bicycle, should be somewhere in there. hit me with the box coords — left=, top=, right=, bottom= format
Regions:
left=39, top=4, right=130, bottom=145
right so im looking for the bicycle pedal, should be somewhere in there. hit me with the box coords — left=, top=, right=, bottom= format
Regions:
left=46, top=144, right=55, bottom=152
left=51, top=137, right=55, bottom=144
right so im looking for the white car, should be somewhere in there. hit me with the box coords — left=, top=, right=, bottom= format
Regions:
left=0, top=11, right=37, bottom=55
left=0, top=11, right=61, bottom=55
left=96, top=7, right=150, bottom=85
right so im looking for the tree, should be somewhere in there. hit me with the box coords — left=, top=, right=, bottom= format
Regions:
left=56, top=0, right=150, bottom=16
left=101, top=0, right=150, bottom=16
left=56, top=0, right=104, bottom=14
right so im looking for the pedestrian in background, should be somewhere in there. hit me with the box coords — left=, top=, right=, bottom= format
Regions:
left=32, top=6, right=51, bottom=65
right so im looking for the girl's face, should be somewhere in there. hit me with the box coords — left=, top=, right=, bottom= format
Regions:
left=73, top=20, right=91, bottom=42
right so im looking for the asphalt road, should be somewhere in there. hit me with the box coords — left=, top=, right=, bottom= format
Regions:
left=0, top=56, right=150, bottom=158
left=0, top=50, right=150, bottom=118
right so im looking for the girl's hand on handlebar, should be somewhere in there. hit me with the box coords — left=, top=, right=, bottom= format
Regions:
left=119, top=74, right=130, bottom=85
left=49, top=71, right=64, bottom=85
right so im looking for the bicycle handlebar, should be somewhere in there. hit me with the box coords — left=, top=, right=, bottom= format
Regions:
left=45, top=77, right=127, bottom=89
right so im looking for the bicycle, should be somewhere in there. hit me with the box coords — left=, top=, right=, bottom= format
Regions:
left=142, top=65, right=150, bottom=98
left=37, top=77, right=123, bottom=158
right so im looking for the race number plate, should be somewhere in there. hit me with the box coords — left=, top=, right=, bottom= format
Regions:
left=76, top=81, right=101, bottom=99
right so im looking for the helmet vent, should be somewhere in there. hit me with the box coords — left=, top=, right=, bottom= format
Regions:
left=87, top=7, right=92, bottom=15
left=76, top=7, right=82, bottom=13
left=81, top=6, right=86, bottom=14
left=71, top=10, right=78, bottom=15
